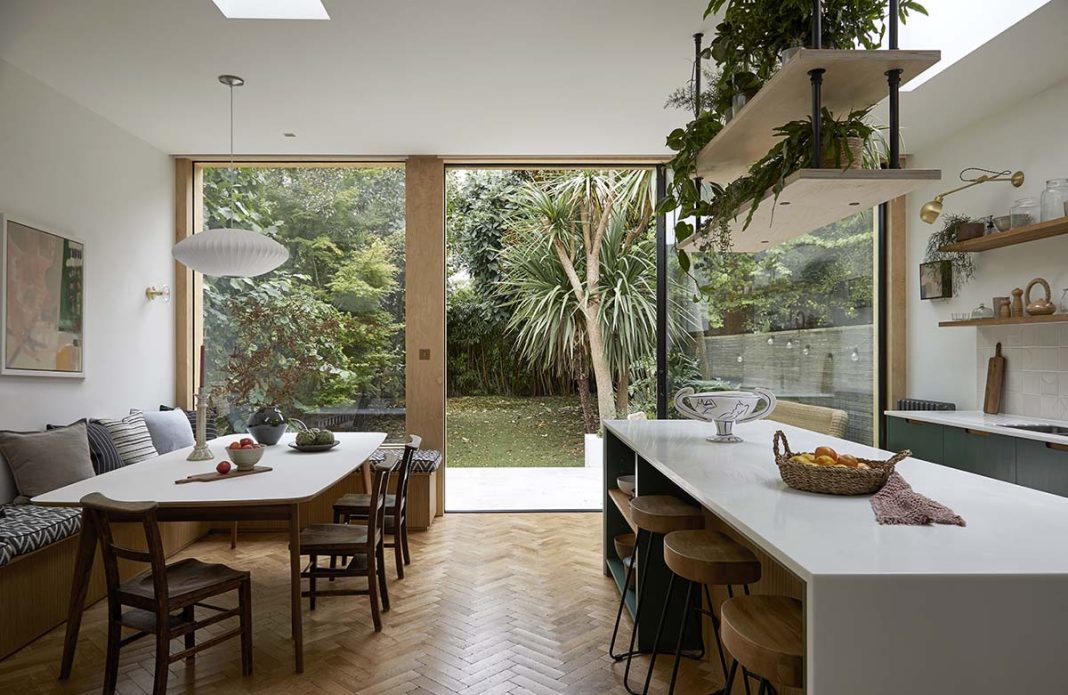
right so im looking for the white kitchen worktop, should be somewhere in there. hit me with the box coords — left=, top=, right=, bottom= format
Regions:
left=604, top=418, right=1068, bottom=694
left=605, top=418, right=1068, bottom=580
left=886, top=409, right=1068, bottom=444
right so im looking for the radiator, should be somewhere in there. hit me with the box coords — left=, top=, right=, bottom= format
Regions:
left=896, top=398, right=956, bottom=411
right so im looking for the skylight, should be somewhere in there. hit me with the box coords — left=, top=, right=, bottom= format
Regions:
left=212, top=0, right=329, bottom=20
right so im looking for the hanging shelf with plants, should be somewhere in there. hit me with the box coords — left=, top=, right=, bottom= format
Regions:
left=661, top=0, right=941, bottom=261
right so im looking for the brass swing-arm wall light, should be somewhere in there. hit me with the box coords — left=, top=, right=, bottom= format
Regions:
left=919, top=168, right=1025, bottom=223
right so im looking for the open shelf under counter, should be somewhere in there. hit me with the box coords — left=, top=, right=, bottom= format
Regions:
left=677, top=168, right=941, bottom=253
left=938, top=217, right=1068, bottom=253
left=695, top=49, right=941, bottom=184
left=938, top=314, right=1068, bottom=328
left=607, top=487, right=637, bottom=534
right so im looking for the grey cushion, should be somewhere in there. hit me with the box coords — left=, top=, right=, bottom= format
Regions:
left=0, top=504, right=81, bottom=565
left=98, top=412, right=158, bottom=465
left=137, top=409, right=194, bottom=455
left=0, top=422, right=95, bottom=498
left=47, top=420, right=125, bottom=474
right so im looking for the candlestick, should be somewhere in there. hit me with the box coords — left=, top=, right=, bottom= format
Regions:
left=187, top=387, right=214, bottom=461
left=199, top=344, right=206, bottom=388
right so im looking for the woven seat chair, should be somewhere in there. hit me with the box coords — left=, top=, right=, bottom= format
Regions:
left=767, top=400, right=848, bottom=438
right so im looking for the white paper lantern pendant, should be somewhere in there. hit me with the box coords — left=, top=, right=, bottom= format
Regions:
left=172, top=74, right=288, bottom=278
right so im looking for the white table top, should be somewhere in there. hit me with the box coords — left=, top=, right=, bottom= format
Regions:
left=885, top=409, right=1068, bottom=445
left=32, top=432, right=386, bottom=508
left=605, top=418, right=1068, bottom=581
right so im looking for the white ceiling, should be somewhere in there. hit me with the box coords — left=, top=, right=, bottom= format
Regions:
left=0, top=0, right=715, bottom=156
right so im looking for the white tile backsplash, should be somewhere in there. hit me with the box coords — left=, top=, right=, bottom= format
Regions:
left=977, top=324, right=1068, bottom=419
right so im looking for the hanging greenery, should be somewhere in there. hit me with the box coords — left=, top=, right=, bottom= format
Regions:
left=924, top=214, right=977, bottom=293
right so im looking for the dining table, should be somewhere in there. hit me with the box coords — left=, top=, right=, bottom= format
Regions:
left=32, top=430, right=386, bottom=677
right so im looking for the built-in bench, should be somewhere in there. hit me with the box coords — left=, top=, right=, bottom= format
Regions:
left=365, top=448, right=442, bottom=530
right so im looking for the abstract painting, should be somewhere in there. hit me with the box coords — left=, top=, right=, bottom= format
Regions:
left=1, top=214, right=84, bottom=377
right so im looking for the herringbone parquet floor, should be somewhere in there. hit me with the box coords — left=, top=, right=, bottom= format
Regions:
left=0, top=513, right=723, bottom=694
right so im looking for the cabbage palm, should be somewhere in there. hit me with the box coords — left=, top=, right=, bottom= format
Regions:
left=502, top=170, right=657, bottom=426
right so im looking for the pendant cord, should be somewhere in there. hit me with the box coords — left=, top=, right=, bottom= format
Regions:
left=229, top=81, right=235, bottom=227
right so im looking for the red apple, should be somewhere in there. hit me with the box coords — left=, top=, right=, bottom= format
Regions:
left=216, top=461, right=232, bottom=475
left=240, top=437, right=254, bottom=446
left=229, top=442, right=241, bottom=449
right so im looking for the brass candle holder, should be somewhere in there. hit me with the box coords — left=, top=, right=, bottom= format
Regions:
left=187, top=388, right=215, bottom=461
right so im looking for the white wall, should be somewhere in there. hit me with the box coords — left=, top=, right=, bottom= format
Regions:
left=0, top=59, right=174, bottom=431
left=906, top=78, right=1068, bottom=411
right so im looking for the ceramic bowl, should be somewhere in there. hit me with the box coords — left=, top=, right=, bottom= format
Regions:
left=614, top=533, right=636, bottom=561
left=992, top=215, right=1012, bottom=232
left=228, top=445, right=264, bottom=470
left=616, top=474, right=635, bottom=496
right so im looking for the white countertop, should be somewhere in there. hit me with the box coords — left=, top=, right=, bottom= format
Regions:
left=885, top=409, right=1068, bottom=444
left=605, top=418, right=1068, bottom=581
left=32, top=432, right=386, bottom=508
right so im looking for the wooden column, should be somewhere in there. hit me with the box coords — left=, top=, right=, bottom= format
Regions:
left=886, top=193, right=908, bottom=414
left=174, top=158, right=202, bottom=410
left=405, top=157, right=446, bottom=516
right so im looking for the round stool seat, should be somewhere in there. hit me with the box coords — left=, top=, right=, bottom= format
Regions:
left=663, top=530, right=761, bottom=586
left=629, top=495, right=703, bottom=535
left=720, top=595, right=804, bottom=688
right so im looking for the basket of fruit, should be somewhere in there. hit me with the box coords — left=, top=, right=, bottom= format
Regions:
left=773, top=430, right=910, bottom=495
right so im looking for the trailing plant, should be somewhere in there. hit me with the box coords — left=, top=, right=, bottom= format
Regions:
left=924, top=213, right=976, bottom=293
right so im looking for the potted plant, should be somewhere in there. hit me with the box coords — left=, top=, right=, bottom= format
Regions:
left=924, top=214, right=976, bottom=294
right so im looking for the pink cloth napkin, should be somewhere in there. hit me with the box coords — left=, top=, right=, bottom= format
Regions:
left=870, top=472, right=966, bottom=526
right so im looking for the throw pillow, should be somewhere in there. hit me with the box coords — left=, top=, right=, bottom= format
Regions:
left=97, top=412, right=158, bottom=465
left=46, top=420, right=124, bottom=475
left=0, top=422, right=95, bottom=497
left=137, top=409, right=194, bottom=455
left=160, top=405, right=217, bottom=441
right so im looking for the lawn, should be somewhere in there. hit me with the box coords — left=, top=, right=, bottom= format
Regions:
left=446, top=395, right=586, bottom=468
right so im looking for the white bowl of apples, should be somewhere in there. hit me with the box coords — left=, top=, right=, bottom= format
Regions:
left=227, top=438, right=264, bottom=470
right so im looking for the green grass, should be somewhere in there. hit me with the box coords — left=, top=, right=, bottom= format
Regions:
left=446, top=395, right=586, bottom=468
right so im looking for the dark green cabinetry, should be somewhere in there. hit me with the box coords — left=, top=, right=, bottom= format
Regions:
left=1015, top=439, right=1068, bottom=496
left=942, top=427, right=1016, bottom=483
left=886, top=417, right=944, bottom=464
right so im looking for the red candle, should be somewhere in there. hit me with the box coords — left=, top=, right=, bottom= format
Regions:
left=199, top=344, right=206, bottom=389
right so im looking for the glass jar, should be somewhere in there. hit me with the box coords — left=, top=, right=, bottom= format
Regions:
left=971, top=303, right=994, bottom=319
left=1040, top=179, right=1068, bottom=222
left=1061, top=288, right=1068, bottom=314
left=1010, top=196, right=1040, bottom=228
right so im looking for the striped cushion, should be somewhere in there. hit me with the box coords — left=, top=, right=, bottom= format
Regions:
left=47, top=420, right=124, bottom=475
left=160, top=405, right=217, bottom=441
left=97, top=412, right=158, bottom=465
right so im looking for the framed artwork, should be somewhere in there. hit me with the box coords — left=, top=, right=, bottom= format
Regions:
left=1, top=214, right=85, bottom=377
left=919, top=260, right=952, bottom=301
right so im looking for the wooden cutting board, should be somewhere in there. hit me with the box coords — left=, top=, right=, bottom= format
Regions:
left=175, top=466, right=272, bottom=484
left=984, top=342, right=1006, bottom=414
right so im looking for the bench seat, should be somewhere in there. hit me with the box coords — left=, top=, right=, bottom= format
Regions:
left=0, top=504, right=81, bottom=566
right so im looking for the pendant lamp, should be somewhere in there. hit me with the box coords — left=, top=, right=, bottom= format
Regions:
left=173, top=75, right=289, bottom=277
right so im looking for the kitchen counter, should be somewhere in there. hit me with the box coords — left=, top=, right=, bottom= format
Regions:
left=603, top=418, right=1068, bottom=694
left=885, top=409, right=1068, bottom=444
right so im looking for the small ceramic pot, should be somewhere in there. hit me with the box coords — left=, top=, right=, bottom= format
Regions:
left=247, top=423, right=287, bottom=446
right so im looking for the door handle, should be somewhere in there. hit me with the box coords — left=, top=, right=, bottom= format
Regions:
left=1046, top=442, right=1068, bottom=453
left=963, top=428, right=989, bottom=437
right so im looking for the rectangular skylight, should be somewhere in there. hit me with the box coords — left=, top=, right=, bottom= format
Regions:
left=212, top=0, right=330, bottom=20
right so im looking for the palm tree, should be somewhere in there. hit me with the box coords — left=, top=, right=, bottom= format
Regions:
left=502, top=170, right=658, bottom=427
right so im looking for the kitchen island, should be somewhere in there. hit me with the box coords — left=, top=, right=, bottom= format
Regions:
left=604, top=418, right=1068, bottom=694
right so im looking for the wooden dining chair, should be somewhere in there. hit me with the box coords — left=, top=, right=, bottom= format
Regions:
left=299, top=458, right=392, bottom=630
left=332, top=434, right=421, bottom=578
left=80, top=493, right=252, bottom=695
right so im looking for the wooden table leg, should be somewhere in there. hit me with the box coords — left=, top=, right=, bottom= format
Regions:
left=361, top=459, right=373, bottom=493
left=59, top=509, right=97, bottom=680
left=289, top=503, right=304, bottom=673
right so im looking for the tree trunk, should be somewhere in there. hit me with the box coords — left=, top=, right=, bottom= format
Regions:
left=585, top=311, right=617, bottom=429
left=615, top=368, right=630, bottom=418
left=575, top=364, right=598, bottom=434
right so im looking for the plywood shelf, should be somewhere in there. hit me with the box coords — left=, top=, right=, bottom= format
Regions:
left=938, top=218, right=1068, bottom=253
left=608, top=487, right=637, bottom=533
left=938, top=314, right=1068, bottom=328
left=677, top=168, right=941, bottom=253
left=695, top=49, right=941, bottom=184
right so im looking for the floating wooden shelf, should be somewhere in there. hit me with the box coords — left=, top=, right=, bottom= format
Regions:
left=696, top=49, right=941, bottom=183
left=938, top=218, right=1068, bottom=253
left=608, top=488, right=637, bottom=533
left=677, top=168, right=941, bottom=253
left=938, top=314, right=1068, bottom=328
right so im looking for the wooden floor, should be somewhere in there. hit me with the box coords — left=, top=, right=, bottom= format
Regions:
left=0, top=513, right=724, bottom=694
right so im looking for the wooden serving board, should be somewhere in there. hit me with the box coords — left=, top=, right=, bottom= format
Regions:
left=175, top=466, right=272, bottom=484
left=983, top=342, right=1006, bottom=414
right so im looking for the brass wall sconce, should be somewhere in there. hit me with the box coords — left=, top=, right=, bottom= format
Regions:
left=920, top=168, right=1025, bottom=223
left=145, top=286, right=171, bottom=302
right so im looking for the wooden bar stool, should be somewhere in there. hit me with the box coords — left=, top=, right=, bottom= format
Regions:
left=720, top=595, right=804, bottom=695
left=609, top=495, right=703, bottom=695
left=642, top=529, right=762, bottom=694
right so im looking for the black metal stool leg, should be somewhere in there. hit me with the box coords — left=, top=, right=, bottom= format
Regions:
left=723, top=659, right=738, bottom=694
left=622, top=528, right=658, bottom=693
left=666, top=580, right=694, bottom=694
left=703, top=584, right=729, bottom=681
left=640, top=574, right=678, bottom=695
left=610, top=529, right=643, bottom=661
left=742, top=667, right=754, bottom=695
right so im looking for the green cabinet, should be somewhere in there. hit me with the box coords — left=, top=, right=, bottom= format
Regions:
left=942, top=427, right=1016, bottom=483
left=886, top=417, right=944, bottom=464
left=1015, top=438, right=1068, bottom=496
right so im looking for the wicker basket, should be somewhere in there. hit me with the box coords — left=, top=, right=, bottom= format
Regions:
left=773, top=430, right=910, bottom=496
